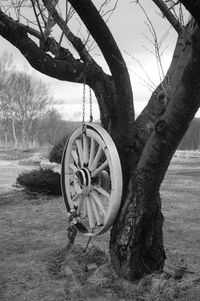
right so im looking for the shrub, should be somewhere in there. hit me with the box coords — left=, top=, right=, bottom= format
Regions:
left=16, top=168, right=61, bottom=195
left=49, top=135, right=68, bottom=164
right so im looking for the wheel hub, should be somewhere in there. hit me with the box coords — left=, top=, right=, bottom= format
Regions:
left=74, top=168, right=91, bottom=195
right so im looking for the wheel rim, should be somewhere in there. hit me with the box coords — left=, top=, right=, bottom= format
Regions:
left=61, top=123, right=122, bottom=236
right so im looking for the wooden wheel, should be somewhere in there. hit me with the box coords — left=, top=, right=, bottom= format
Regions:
left=61, top=123, right=122, bottom=236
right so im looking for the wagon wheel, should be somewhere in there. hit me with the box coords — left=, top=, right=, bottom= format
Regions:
left=61, top=123, right=122, bottom=236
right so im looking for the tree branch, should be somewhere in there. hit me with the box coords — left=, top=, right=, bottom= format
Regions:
left=138, top=26, right=200, bottom=189
left=152, top=0, right=184, bottom=33
left=0, top=10, right=87, bottom=83
left=42, top=0, right=95, bottom=64
left=68, top=0, right=132, bottom=83
left=135, top=27, right=191, bottom=157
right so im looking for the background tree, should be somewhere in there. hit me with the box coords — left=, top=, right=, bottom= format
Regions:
left=0, top=68, right=52, bottom=147
left=0, top=0, right=200, bottom=280
left=0, top=52, right=15, bottom=147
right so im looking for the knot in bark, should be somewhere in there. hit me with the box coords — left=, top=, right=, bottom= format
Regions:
left=155, top=91, right=168, bottom=116
left=155, top=118, right=168, bottom=136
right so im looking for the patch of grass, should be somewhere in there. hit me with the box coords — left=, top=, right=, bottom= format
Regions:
left=0, top=147, right=49, bottom=161
left=1, top=158, right=200, bottom=300
left=0, top=148, right=33, bottom=160
left=0, top=194, right=67, bottom=301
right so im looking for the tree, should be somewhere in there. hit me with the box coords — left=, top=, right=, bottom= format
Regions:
left=0, top=68, right=52, bottom=147
left=0, top=0, right=200, bottom=280
left=0, top=51, right=15, bottom=147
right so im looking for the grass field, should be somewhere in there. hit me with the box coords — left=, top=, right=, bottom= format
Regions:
left=0, top=153, right=200, bottom=300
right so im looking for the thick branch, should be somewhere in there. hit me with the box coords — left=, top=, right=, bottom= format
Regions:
left=152, top=0, right=184, bottom=33
left=0, top=10, right=87, bottom=83
left=138, top=26, right=200, bottom=190
left=135, top=28, right=191, bottom=157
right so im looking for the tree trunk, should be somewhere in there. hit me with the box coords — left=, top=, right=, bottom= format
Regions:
left=21, top=120, right=27, bottom=148
left=110, top=25, right=200, bottom=280
left=12, top=118, right=18, bottom=148
left=4, top=131, right=8, bottom=149
left=110, top=179, right=165, bottom=280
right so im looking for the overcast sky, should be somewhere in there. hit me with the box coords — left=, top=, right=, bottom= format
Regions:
left=1, top=0, right=197, bottom=120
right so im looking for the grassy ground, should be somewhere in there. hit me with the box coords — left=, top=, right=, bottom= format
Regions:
left=0, top=147, right=49, bottom=161
left=0, top=153, right=200, bottom=300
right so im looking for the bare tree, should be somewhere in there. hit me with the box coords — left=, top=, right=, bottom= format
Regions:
left=0, top=0, right=200, bottom=280
left=0, top=52, right=17, bottom=146
left=0, top=67, right=52, bottom=147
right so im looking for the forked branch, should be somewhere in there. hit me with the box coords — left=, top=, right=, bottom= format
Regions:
left=42, top=0, right=95, bottom=64
left=152, top=0, right=184, bottom=33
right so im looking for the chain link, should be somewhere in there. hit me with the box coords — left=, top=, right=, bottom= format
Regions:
left=89, top=87, right=93, bottom=122
left=82, top=80, right=86, bottom=126
left=82, top=79, right=93, bottom=127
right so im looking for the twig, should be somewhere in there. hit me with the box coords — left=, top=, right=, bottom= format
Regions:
left=31, top=0, right=45, bottom=39
left=124, top=50, right=157, bottom=89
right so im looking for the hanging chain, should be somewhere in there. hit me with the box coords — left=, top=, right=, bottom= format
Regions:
left=82, top=79, right=86, bottom=127
left=89, top=87, right=93, bottom=122
left=82, top=76, right=93, bottom=127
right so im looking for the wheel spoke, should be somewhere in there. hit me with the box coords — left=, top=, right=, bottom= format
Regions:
left=71, top=150, right=79, bottom=166
left=91, top=197, right=102, bottom=226
left=83, top=134, right=89, bottom=165
left=88, top=138, right=95, bottom=168
left=85, top=196, right=96, bottom=228
left=91, top=160, right=108, bottom=178
left=93, top=185, right=110, bottom=200
left=76, top=139, right=83, bottom=167
left=69, top=163, right=78, bottom=173
left=90, top=145, right=102, bottom=172
left=77, top=195, right=83, bottom=215
left=80, top=195, right=87, bottom=218
left=90, top=190, right=106, bottom=217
